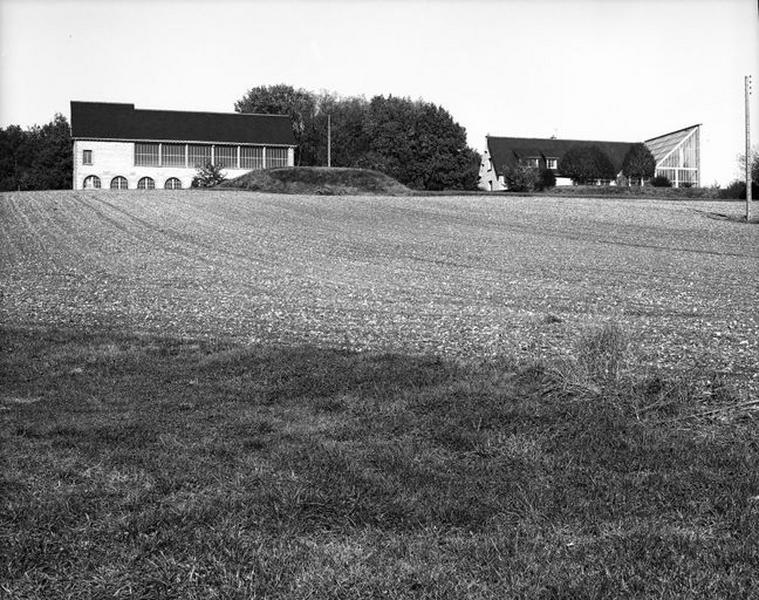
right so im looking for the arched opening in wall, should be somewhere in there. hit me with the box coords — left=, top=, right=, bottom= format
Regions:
left=83, top=175, right=101, bottom=189
left=110, top=176, right=128, bottom=190
left=137, top=177, right=155, bottom=190
left=164, top=177, right=182, bottom=190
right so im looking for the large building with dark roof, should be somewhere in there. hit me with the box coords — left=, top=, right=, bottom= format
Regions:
left=479, top=124, right=701, bottom=190
left=70, top=101, right=297, bottom=190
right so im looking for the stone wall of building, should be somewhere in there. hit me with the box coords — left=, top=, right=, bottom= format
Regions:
left=73, top=141, right=295, bottom=190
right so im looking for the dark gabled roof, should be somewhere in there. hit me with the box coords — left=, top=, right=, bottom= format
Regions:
left=487, top=136, right=635, bottom=176
left=70, top=101, right=296, bottom=145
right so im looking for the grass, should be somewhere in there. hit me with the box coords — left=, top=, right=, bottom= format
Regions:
left=542, top=185, right=722, bottom=200
left=2, top=325, right=758, bottom=598
left=1, top=190, right=759, bottom=597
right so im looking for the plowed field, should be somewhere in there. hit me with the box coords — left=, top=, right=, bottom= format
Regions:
left=1, top=190, right=757, bottom=388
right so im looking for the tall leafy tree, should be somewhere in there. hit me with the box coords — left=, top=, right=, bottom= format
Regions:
left=0, top=114, right=72, bottom=191
left=235, top=85, right=480, bottom=190
left=235, top=84, right=318, bottom=165
left=622, top=143, right=656, bottom=185
left=311, top=93, right=371, bottom=168
left=559, top=145, right=616, bottom=185
left=0, top=124, right=27, bottom=191
left=359, top=95, right=480, bottom=190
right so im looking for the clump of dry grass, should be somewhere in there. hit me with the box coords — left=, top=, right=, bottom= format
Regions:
left=573, top=321, right=632, bottom=388
left=548, top=322, right=748, bottom=427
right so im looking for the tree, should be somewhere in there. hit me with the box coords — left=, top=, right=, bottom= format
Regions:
left=191, top=161, right=226, bottom=187
left=0, top=124, right=27, bottom=191
left=736, top=147, right=759, bottom=185
left=622, top=143, right=656, bottom=185
left=559, top=145, right=616, bottom=185
left=0, top=114, right=72, bottom=191
left=234, top=85, right=481, bottom=190
left=235, top=84, right=318, bottom=165
left=360, top=95, right=480, bottom=190
left=311, top=93, right=372, bottom=168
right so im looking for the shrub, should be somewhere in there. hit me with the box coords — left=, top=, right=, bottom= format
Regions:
left=559, top=145, right=616, bottom=185
left=718, top=179, right=759, bottom=199
left=191, top=161, right=226, bottom=188
left=537, top=167, right=556, bottom=191
left=501, top=163, right=539, bottom=192
left=622, top=143, right=656, bottom=185
left=650, top=175, right=672, bottom=188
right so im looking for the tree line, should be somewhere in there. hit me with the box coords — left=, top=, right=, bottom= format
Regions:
left=0, top=114, right=72, bottom=191
left=235, top=85, right=481, bottom=190
left=0, top=86, right=481, bottom=192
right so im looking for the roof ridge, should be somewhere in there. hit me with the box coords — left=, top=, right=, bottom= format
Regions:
left=644, top=124, right=701, bottom=143
left=135, top=107, right=291, bottom=119
left=487, top=135, right=636, bottom=145
left=71, top=101, right=289, bottom=119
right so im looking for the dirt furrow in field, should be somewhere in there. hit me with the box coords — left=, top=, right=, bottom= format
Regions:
left=1, top=191, right=757, bottom=394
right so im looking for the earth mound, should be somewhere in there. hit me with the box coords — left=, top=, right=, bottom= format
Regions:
left=223, top=166, right=411, bottom=196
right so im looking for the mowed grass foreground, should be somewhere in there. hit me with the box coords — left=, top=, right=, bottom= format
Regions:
left=1, top=191, right=759, bottom=598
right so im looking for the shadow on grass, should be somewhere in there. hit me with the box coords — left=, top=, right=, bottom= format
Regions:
left=1, top=325, right=758, bottom=598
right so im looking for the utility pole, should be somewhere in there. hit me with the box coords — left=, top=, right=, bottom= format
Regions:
left=745, top=75, right=752, bottom=221
left=327, top=114, right=332, bottom=168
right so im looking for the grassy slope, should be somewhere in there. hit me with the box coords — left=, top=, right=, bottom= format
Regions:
left=1, top=190, right=759, bottom=598
left=223, top=166, right=411, bottom=195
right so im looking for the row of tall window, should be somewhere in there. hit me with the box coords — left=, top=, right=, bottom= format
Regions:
left=654, top=168, right=699, bottom=187
left=133, top=143, right=289, bottom=169
left=83, top=175, right=182, bottom=190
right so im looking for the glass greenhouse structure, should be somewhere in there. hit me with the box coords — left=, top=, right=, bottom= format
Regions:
left=644, top=124, right=701, bottom=187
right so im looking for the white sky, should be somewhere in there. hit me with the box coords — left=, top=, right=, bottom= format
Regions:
left=0, top=0, right=756, bottom=185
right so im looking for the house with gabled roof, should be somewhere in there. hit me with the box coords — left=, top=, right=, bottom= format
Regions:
left=70, top=101, right=297, bottom=190
left=479, top=124, right=701, bottom=190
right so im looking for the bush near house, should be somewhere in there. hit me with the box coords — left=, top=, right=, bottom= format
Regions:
left=501, top=164, right=556, bottom=192
left=501, top=163, right=539, bottom=192
left=191, top=161, right=226, bottom=188
left=538, top=167, right=556, bottom=190
left=558, top=145, right=616, bottom=185
left=621, top=143, right=656, bottom=185
left=651, top=175, right=672, bottom=188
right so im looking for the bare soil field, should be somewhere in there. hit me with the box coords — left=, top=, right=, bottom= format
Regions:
left=1, top=190, right=757, bottom=389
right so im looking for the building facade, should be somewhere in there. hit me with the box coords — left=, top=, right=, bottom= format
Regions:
left=479, top=124, right=701, bottom=190
left=70, top=101, right=297, bottom=190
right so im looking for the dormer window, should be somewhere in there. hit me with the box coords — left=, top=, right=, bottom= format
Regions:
left=526, top=157, right=540, bottom=168
left=546, top=157, right=558, bottom=169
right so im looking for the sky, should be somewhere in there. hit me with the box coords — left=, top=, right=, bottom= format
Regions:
left=0, top=0, right=757, bottom=185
